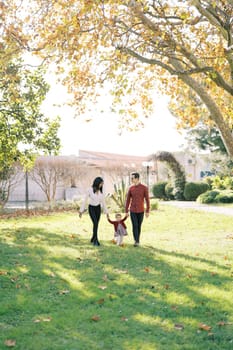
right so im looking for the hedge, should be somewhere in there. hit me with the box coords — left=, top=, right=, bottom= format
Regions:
left=184, top=182, right=209, bottom=201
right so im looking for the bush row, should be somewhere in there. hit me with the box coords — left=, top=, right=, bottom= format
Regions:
left=197, top=190, right=233, bottom=204
left=152, top=179, right=233, bottom=203
left=152, top=181, right=209, bottom=201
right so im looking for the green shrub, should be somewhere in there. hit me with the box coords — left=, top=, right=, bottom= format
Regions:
left=165, top=183, right=174, bottom=200
left=110, top=179, right=127, bottom=211
left=173, top=176, right=186, bottom=200
left=197, top=190, right=220, bottom=204
left=184, top=182, right=209, bottom=201
left=205, top=175, right=233, bottom=191
left=215, top=190, right=233, bottom=203
left=212, top=175, right=226, bottom=190
left=152, top=181, right=168, bottom=200
left=198, top=189, right=233, bottom=204
left=222, top=177, right=233, bottom=190
left=203, top=176, right=214, bottom=189
left=150, top=198, right=159, bottom=210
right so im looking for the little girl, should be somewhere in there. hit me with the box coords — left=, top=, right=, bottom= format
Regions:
left=107, top=213, right=128, bottom=246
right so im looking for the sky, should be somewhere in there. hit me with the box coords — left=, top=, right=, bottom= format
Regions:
left=42, top=82, right=186, bottom=157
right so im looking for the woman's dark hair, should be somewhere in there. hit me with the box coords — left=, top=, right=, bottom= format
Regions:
left=92, top=177, right=104, bottom=193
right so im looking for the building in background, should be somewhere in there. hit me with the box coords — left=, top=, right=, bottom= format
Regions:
left=7, top=150, right=212, bottom=204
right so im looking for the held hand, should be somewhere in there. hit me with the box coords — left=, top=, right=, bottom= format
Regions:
left=145, top=212, right=149, bottom=218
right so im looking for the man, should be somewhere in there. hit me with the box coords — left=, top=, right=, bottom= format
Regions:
left=125, top=172, right=150, bottom=246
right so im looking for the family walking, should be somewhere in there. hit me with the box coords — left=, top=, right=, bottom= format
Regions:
left=78, top=172, right=150, bottom=246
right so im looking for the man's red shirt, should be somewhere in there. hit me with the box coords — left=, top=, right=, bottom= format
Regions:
left=125, top=183, right=150, bottom=213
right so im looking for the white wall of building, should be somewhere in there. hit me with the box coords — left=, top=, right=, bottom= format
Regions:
left=7, top=152, right=212, bottom=204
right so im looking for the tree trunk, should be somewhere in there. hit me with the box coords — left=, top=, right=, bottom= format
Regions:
left=170, top=58, right=233, bottom=159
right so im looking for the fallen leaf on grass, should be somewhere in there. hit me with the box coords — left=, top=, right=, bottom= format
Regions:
left=4, top=339, right=16, bottom=347
left=97, top=298, right=105, bottom=305
left=144, top=267, right=150, bottom=273
left=138, top=296, right=146, bottom=302
left=198, top=323, right=212, bottom=331
left=59, top=290, right=70, bottom=295
left=98, top=285, right=107, bottom=290
left=186, top=274, right=192, bottom=279
left=207, top=332, right=215, bottom=338
left=164, top=284, right=170, bottom=289
left=91, top=315, right=100, bottom=321
left=174, top=323, right=184, bottom=330
left=24, top=283, right=31, bottom=290
left=212, top=274, right=220, bottom=280
left=0, top=270, right=8, bottom=275
left=114, top=269, right=128, bottom=274
left=171, top=305, right=179, bottom=311
left=121, top=317, right=129, bottom=322
left=11, top=276, right=19, bottom=282
left=102, top=274, right=108, bottom=281
left=34, top=317, right=52, bottom=323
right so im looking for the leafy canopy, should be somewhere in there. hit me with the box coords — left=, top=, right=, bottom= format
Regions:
left=3, top=0, right=233, bottom=155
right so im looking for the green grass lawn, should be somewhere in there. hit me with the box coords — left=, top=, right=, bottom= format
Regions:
left=0, top=206, right=233, bottom=350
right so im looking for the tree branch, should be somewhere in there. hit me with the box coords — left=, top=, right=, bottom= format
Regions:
left=119, top=46, right=233, bottom=95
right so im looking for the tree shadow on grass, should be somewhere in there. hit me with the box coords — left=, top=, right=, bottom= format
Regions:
left=0, top=226, right=232, bottom=350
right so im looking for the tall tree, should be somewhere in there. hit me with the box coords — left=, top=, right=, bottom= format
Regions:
left=0, top=60, right=61, bottom=168
left=0, top=162, right=24, bottom=208
left=30, top=156, right=67, bottom=203
left=4, top=1, right=233, bottom=156
left=0, top=58, right=61, bottom=207
left=0, top=9, right=62, bottom=208
left=29, top=156, right=87, bottom=202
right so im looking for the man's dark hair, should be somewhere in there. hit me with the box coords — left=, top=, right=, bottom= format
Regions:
left=131, top=172, right=140, bottom=179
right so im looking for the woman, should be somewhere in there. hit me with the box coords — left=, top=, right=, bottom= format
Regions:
left=79, top=177, right=108, bottom=246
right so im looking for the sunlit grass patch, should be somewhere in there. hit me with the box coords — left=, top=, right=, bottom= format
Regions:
left=0, top=206, right=233, bottom=349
